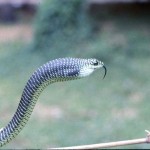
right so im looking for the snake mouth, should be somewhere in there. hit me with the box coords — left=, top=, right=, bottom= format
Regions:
left=103, top=65, right=107, bottom=79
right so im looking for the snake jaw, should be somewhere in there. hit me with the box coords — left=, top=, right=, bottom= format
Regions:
left=79, top=67, right=94, bottom=77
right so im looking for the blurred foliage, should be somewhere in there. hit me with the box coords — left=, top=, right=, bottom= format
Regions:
left=0, top=1, right=150, bottom=149
left=32, top=0, right=150, bottom=62
left=32, top=0, right=93, bottom=57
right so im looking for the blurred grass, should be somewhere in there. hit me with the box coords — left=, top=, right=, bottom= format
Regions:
left=0, top=13, right=150, bottom=149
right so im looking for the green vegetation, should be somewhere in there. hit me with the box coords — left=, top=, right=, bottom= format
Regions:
left=0, top=1, right=150, bottom=149
left=32, top=0, right=93, bottom=57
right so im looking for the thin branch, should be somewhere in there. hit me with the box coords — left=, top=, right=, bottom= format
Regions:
left=51, top=130, right=150, bottom=149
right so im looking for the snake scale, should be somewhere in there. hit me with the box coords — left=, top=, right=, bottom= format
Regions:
left=0, top=57, right=106, bottom=147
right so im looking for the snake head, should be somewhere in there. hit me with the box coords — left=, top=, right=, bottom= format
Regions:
left=79, top=58, right=107, bottom=79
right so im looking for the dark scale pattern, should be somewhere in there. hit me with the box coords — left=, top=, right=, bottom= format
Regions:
left=0, top=58, right=89, bottom=147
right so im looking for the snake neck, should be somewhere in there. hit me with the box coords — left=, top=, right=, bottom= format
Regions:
left=0, top=58, right=86, bottom=147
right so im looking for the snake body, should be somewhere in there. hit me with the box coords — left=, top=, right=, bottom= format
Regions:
left=0, top=58, right=106, bottom=147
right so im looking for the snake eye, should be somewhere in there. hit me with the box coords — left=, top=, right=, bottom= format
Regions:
left=93, top=61, right=99, bottom=66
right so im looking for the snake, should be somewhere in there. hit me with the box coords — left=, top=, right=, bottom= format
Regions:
left=0, top=57, right=106, bottom=147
